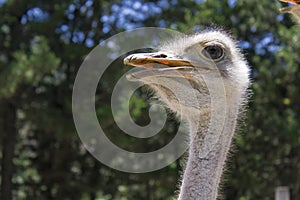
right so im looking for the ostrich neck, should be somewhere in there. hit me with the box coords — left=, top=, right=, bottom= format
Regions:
left=178, top=91, right=242, bottom=200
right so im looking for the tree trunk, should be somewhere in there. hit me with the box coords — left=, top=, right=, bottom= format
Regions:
left=1, top=99, right=17, bottom=200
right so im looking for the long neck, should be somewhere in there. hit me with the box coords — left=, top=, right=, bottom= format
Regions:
left=178, top=90, right=243, bottom=200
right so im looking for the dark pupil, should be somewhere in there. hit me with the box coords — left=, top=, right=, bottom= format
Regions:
left=203, top=45, right=223, bottom=60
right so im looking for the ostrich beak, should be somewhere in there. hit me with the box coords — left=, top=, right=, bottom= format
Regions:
left=124, top=52, right=210, bottom=80
left=124, top=52, right=193, bottom=68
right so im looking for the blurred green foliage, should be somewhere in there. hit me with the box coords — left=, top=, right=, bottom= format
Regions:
left=1, top=0, right=300, bottom=200
left=0, top=36, right=60, bottom=97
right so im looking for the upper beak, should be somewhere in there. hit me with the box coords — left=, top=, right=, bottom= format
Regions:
left=124, top=52, right=193, bottom=69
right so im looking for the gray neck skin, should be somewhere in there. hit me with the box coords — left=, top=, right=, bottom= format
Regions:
left=178, top=95, right=241, bottom=200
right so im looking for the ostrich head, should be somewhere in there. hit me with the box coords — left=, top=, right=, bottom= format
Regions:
left=124, top=30, right=250, bottom=199
left=124, top=30, right=250, bottom=118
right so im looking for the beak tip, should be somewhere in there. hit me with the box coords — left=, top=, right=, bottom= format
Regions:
left=124, top=54, right=142, bottom=67
left=123, top=55, right=131, bottom=65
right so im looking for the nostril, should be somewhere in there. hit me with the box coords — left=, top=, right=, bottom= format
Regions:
left=153, top=54, right=167, bottom=58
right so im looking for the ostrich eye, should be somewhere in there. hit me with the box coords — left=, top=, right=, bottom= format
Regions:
left=202, top=44, right=224, bottom=60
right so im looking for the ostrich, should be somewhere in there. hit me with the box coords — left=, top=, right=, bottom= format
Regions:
left=124, top=30, right=250, bottom=200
